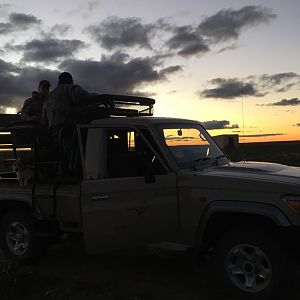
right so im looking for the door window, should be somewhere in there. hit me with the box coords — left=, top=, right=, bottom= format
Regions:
left=83, top=127, right=166, bottom=180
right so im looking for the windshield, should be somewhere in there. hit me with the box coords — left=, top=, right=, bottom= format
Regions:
left=159, top=124, right=227, bottom=169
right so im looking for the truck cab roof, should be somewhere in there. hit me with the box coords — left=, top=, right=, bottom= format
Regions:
left=90, top=116, right=200, bottom=126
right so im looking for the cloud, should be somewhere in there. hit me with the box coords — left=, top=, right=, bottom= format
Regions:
left=259, top=73, right=300, bottom=93
left=164, top=6, right=275, bottom=57
left=199, top=78, right=264, bottom=99
left=201, top=120, right=239, bottom=130
left=199, top=72, right=299, bottom=100
left=259, top=72, right=299, bottom=87
left=85, top=17, right=156, bottom=50
left=276, top=83, right=298, bottom=93
left=168, top=90, right=177, bottom=94
left=158, top=65, right=182, bottom=77
left=59, top=52, right=179, bottom=94
left=0, top=12, right=41, bottom=34
left=84, top=6, right=275, bottom=57
left=166, top=25, right=209, bottom=56
left=0, top=59, right=58, bottom=107
left=0, top=52, right=179, bottom=107
left=198, top=6, right=276, bottom=43
left=259, top=98, right=300, bottom=106
left=9, top=38, right=86, bottom=63
left=216, top=43, right=239, bottom=53
left=240, top=133, right=286, bottom=138
left=50, top=24, right=72, bottom=36
left=294, top=123, right=300, bottom=127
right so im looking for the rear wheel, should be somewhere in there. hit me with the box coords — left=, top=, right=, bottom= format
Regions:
left=215, top=226, right=288, bottom=299
left=0, top=211, right=41, bottom=264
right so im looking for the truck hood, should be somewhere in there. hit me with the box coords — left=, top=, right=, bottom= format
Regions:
left=185, top=161, right=300, bottom=193
left=225, top=161, right=300, bottom=179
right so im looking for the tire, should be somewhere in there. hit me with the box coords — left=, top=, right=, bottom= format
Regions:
left=0, top=211, right=41, bottom=264
left=215, top=226, right=288, bottom=300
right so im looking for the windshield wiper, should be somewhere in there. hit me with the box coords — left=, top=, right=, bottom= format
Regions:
left=212, top=154, right=228, bottom=166
left=193, top=155, right=228, bottom=170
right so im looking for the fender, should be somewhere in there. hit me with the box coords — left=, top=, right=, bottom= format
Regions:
left=195, top=200, right=291, bottom=251
left=0, top=194, right=32, bottom=206
left=0, top=190, right=33, bottom=215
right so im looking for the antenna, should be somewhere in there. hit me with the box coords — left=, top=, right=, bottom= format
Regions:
left=241, top=84, right=246, bottom=163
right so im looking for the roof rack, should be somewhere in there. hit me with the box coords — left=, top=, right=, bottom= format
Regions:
left=73, top=94, right=155, bottom=123
left=0, top=94, right=155, bottom=131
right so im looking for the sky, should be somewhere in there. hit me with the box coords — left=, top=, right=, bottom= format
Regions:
left=0, top=0, right=299, bottom=143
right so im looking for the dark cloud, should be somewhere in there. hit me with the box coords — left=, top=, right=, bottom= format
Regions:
left=198, top=6, right=276, bottom=43
left=259, top=72, right=299, bottom=87
left=50, top=24, right=72, bottom=36
left=259, top=73, right=300, bottom=93
left=59, top=52, right=179, bottom=94
left=199, top=72, right=299, bottom=100
left=240, top=133, right=286, bottom=138
left=201, top=120, right=239, bottom=130
left=164, top=6, right=275, bottom=57
left=259, top=98, right=300, bottom=106
left=276, top=83, right=297, bottom=93
left=294, top=123, right=300, bottom=127
left=0, top=52, right=177, bottom=107
left=216, top=43, right=238, bottom=53
left=166, top=25, right=209, bottom=56
left=158, top=65, right=182, bottom=77
left=199, top=78, right=264, bottom=99
left=84, top=6, right=274, bottom=57
left=0, top=12, right=41, bottom=34
left=85, top=17, right=156, bottom=50
left=0, top=59, right=58, bottom=107
left=9, top=38, right=86, bottom=63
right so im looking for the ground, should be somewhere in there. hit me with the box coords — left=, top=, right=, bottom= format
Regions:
left=0, top=241, right=299, bottom=300
left=0, top=243, right=220, bottom=300
left=225, top=140, right=300, bottom=167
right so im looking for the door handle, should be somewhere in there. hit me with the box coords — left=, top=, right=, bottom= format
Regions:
left=92, top=195, right=108, bottom=201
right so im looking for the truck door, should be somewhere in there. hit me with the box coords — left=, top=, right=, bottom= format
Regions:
left=79, top=126, right=178, bottom=254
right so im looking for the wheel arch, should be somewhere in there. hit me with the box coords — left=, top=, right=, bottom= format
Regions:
left=0, top=200, right=32, bottom=221
left=195, top=200, right=291, bottom=253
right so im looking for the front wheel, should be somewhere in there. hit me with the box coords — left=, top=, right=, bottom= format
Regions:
left=215, top=226, right=289, bottom=300
left=0, top=211, right=40, bottom=264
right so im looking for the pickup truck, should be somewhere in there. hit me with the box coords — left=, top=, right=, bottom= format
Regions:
left=0, top=95, right=299, bottom=299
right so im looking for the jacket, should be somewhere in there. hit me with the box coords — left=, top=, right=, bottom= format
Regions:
left=20, top=93, right=44, bottom=122
left=42, top=84, right=99, bottom=129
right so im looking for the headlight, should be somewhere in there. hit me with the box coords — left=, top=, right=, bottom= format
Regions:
left=282, top=195, right=300, bottom=214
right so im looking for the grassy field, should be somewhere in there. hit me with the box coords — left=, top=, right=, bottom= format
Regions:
left=225, top=140, right=300, bottom=167
left=0, top=244, right=222, bottom=300
left=0, top=243, right=299, bottom=300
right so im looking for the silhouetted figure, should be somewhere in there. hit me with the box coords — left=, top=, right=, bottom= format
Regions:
left=41, top=72, right=100, bottom=133
left=20, top=80, right=51, bottom=123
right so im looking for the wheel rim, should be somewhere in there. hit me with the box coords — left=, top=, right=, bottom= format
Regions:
left=226, top=244, right=272, bottom=293
left=6, top=221, right=30, bottom=256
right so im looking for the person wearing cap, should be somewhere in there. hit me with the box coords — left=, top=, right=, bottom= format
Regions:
left=41, top=72, right=101, bottom=132
left=20, top=80, right=51, bottom=123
